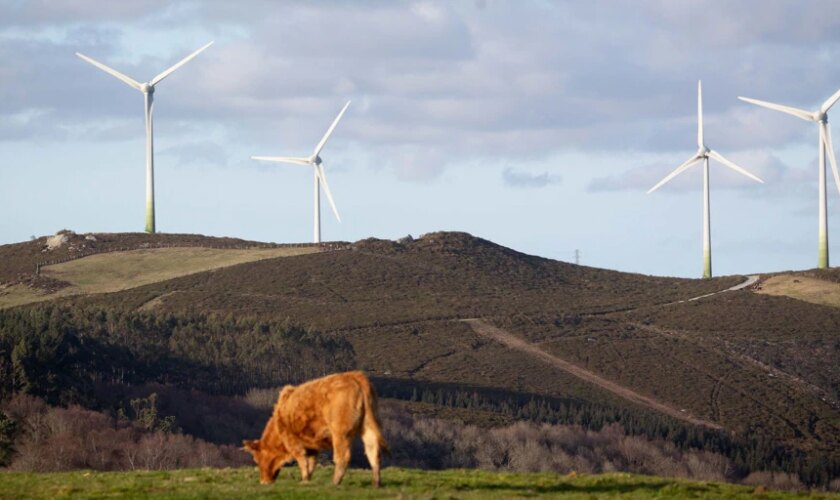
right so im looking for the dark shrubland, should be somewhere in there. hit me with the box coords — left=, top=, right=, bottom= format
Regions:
left=1, top=394, right=248, bottom=471
left=1, top=380, right=838, bottom=490
left=0, top=302, right=837, bottom=486
left=0, top=392, right=730, bottom=482
left=380, top=407, right=731, bottom=482
left=0, top=304, right=355, bottom=402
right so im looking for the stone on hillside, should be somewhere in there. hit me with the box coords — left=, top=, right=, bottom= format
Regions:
left=46, top=233, right=69, bottom=251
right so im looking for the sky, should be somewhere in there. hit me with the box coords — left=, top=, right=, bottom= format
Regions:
left=3, top=1, right=840, bottom=278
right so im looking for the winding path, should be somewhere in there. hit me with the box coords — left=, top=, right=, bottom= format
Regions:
left=683, top=275, right=759, bottom=303
left=462, top=318, right=722, bottom=429
left=459, top=277, right=760, bottom=429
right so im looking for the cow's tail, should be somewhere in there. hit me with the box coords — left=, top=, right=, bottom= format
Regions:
left=360, top=375, right=391, bottom=457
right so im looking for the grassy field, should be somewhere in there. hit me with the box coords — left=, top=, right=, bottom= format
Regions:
left=758, top=274, right=840, bottom=308
left=0, top=246, right=317, bottom=309
left=0, top=467, right=824, bottom=499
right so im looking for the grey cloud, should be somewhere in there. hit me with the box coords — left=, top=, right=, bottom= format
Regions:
left=201, top=2, right=474, bottom=62
left=0, top=1, right=170, bottom=27
left=588, top=150, right=811, bottom=194
left=3, top=1, right=840, bottom=183
left=704, top=107, right=811, bottom=151
left=158, top=140, right=229, bottom=167
left=382, top=145, right=447, bottom=183
left=588, top=163, right=670, bottom=193
left=502, top=167, right=559, bottom=189
left=639, top=0, right=840, bottom=48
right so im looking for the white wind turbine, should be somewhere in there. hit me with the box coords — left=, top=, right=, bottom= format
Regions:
left=251, top=101, right=351, bottom=243
left=738, top=89, right=840, bottom=268
left=648, top=81, right=764, bottom=278
left=76, top=42, right=214, bottom=233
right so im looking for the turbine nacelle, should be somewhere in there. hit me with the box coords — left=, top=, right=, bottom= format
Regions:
left=739, top=86, right=840, bottom=268
left=649, top=81, right=763, bottom=278
left=75, top=41, right=213, bottom=234
left=739, top=91, right=840, bottom=199
left=250, top=101, right=351, bottom=242
left=76, top=41, right=213, bottom=95
left=648, top=81, right=763, bottom=193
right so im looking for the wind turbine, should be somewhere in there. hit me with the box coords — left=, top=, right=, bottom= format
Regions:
left=76, top=42, right=214, bottom=233
left=251, top=101, right=351, bottom=243
left=648, top=81, right=764, bottom=278
left=738, top=89, right=840, bottom=268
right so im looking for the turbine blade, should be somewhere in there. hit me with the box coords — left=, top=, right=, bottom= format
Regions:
left=150, top=41, right=214, bottom=86
left=647, top=154, right=702, bottom=194
left=708, top=150, right=764, bottom=184
left=316, top=164, right=341, bottom=222
left=313, top=101, right=351, bottom=157
left=821, top=87, right=840, bottom=114
left=737, top=96, right=813, bottom=121
left=75, top=52, right=142, bottom=91
left=698, top=80, right=704, bottom=148
left=822, top=122, right=840, bottom=196
left=250, top=156, right=311, bottom=165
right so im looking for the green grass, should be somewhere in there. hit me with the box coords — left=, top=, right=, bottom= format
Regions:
left=0, top=467, right=825, bottom=499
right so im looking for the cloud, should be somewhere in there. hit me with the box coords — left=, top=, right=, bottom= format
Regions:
left=587, top=150, right=811, bottom=194
left=3, top=0, right=840, bottom=184
left=158, top=140, right=229, bottom=167
left=380, top=144, right=448, bottom=183
left=502, top=167, right=559, bottom=189
left=0, top=1, right=171, bottom=28
left=588, top=164, right=661, bottom=193
left=639, top=0, right=840, bottom=48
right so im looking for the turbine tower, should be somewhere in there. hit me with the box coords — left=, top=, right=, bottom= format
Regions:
left=648, top=81, right=764, bottom=278
left=738, top=89, right=840, bottom=268
left=76, top=42, right=214, bottom=233
left=251, top=101, right=351, bottom=243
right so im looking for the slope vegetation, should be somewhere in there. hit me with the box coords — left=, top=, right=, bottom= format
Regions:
left=0, top=247, right=318, bottom=309
left=76, top=232, right=740, bottom=326
left=0, top=231, right=325, bottom=309
left=0, top=231, right=837, bottom=485
left=73, top=233, right=832, bottom=464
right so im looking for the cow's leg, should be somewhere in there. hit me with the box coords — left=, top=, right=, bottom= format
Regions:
left=305, top=451, right=317, bottom=478
left=362, top=427, right=381, bottom=488
left=295, top=453, right=311, bottom=483
left=331, top=437, right=351, bottom=486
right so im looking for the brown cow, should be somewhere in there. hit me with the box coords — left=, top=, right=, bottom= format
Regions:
left=242, top=371, right=390, bottom=487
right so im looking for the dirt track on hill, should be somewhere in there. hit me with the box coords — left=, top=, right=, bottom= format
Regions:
left=681, top=275, right=759, bottom=302
left=462, top=318, right=723, bottom=429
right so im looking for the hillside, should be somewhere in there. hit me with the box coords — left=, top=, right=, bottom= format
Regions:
left=0, top=231, right=838, bottom=486
left=0, top=231, right=336, bottom=309
left=756, top=272, right=840, bottom=308
left=51, top=232, right=838, bottom=446
left=65, top=231, right=742, bottom=326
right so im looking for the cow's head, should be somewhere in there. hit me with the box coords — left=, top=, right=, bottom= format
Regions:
left=242, top=439, right=293, bottom=484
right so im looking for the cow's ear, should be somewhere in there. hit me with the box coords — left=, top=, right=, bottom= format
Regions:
left=242, top=439, right=260, bottom=453
left=278, top=385, right=295, bottom=402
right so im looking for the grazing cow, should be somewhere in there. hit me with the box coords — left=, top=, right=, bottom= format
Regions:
left=242, top=371, right=390, bottom=487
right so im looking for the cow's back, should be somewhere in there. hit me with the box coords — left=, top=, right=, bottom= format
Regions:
left=275, top=372, right=368, bottom=444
